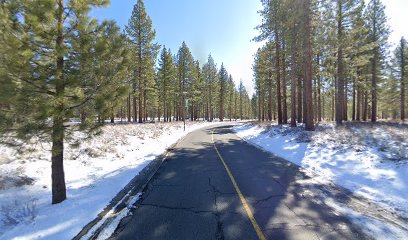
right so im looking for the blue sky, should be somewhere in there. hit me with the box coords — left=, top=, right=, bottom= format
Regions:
left=92, top=0, right=408, bottom=95
left=91, top=0, right=264, bottom=95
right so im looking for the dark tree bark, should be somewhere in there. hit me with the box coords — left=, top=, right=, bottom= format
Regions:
left=371, top=48, right=378, bottom=122
left=209, top=83, right=213, bottom=121
left=52, top=0, right=67, bottom=204
left=111, top=106, right=115, bottom=123
left=316, top=53, right=322, bottom=122
left=400, top=40, right=406, bottom=121
left=344, top=78, right=348, bottom=121
left=352, top=77, right=356, bottom=121
left=317, top=74, right=322, bottom=122
left=303, top=75, right=307, bottom=123
left=282, top=43, right=288, bottom=124
left=127, top=94, right=131, bottom=122
left=331, top=91, right=335, bottom=121
left=297, top=76, right=302, bottom=123
left=336, top=0, right=344, bottom=125
left=363, top=89, right=368, bottom=121
left=303, top=0, right=314, bottom=131
left=268, top=70, right=273, bottom=121
left=290, top=55, right=297, bottom=127
left=313, top=78, right=317, bottom=120
left=133, top=81, right=137, bottom=122
left=258, top=92, right=262, bottom=121
left=276, top=38, right=283, bottom=124
left=356, top=81, right=361, bottom=121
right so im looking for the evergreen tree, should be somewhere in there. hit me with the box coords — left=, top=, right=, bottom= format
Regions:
left=0, top=0, right=129, bottom=204
left=366, top=0, right=390, bottom=122
left=395, top=37, right=407, bottom=120
left=202, top=54, right=218, bottom=121
left=157, top=46, right=176, bottom=122
left=125, top=0, right=159, bottom=123
left=218, top=63, right=228, bottom=121
left=176, top=42, right=194, bottom=121
left=239, top=80, right=245, bottom=120
left=190, top=60, right=202, bottom=121
left=227, top=75, right=235, bottom=121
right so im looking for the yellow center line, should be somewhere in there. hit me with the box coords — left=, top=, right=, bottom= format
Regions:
left=211, top=129, right=266, bottom=240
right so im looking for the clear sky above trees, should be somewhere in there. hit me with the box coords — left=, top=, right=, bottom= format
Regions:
left=91, top=0, right=408, bottom=96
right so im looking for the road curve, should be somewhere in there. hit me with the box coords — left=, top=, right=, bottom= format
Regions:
left=109, top=124, right=368, bottom=240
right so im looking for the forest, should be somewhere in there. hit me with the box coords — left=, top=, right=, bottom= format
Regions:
left=0, top=0, right=408, bottom=239
left=0, top=0, right=251, bottom=204
left=0, top=0, right=407, bottom=216
left=253, top=0, right=407, bottom=130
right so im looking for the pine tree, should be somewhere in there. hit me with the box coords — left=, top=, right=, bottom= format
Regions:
left=227, top=75, right=235, bottom=121
left=239, top=80, right=245, bottom=120
left=176, top=42, right=194, bottom=121
left=93, top=22, right=130, bottom=124
left=0, top=1, right=20, bottom=131
left=303, top=0, right=315, bottom=131
left=395, top=37, right=407, bottom=120
left=0, top=0, right=130, bottom=204
left=366, top=0, right=390, bottom=122
left=190, top=60, right=202, bottom=121
left=202, top=54, right=218, bottom=121
left=125, top=0, right=159, bottom=123
left=157, top=46, right=176, bottom=122
left=218, top=63, right=228, bottom=121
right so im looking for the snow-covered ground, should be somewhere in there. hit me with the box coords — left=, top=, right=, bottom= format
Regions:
left=234, top=122, right=408, bottom=239
left=0, top=121, right=216, bottom=240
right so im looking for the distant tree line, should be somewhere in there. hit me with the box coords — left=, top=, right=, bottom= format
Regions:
left=0, top=0, right=252, bottom=204
left=253, top=0, right=407, bottom=129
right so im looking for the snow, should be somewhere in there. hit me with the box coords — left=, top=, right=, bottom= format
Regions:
left=93, top=193, right=142, bottom=240
left=324, top=198, right=408, bottom=240
left=233, top=122, right=408, bottom=238
left=0, top=121, right=216, bottom=240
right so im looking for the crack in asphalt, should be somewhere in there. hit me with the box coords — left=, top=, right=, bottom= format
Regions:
left=139, top=203, right=211, bottom=214
left=254, top=194, right=287, bottom=203
left=208, top=178, right=225, bottom=240
left=151, top=183, right=180, bottom=187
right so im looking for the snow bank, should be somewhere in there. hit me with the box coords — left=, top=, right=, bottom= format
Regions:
left=234, top=122, right=408, bottom=238
left=0, top=121, right=215, bottom=240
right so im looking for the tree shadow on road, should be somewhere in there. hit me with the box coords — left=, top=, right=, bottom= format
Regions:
left=111, top=125, right=371, bottom=240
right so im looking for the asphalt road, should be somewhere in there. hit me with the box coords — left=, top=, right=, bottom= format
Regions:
left=110, top=124, right=368, bottom=240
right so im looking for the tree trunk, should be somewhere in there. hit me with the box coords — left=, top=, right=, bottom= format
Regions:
left=317, top=74, right=322, bottom=122
left=127, top=94, right=131, bottom=122
left=371, top=50, right=378, bottom=122
left=282, top=44, right=288, bottom=124
left=297, top=76, right=302, bottom=123
left=303, top=0, right=314, bottom=131
left=336, top=0, right=344, bottom=125
left=133, top=81, right=138, bottom=122
left=313, top=78, right=317, bottom=120
left=352, top=77, right=356, bottom=121
left=52, top=0, right=67, bottom=204
left=111, top=106, right=114, bottom=123
left=303, top=76, right=307, bottom=124
left=138, top=80, right=142, bottom=123
left=268, top=72, right=273, bottom=121
left=344, top=78, right=348, bottom=121
left=331, top=91, right=335, bottom=121
left=363, top=89, right=368, bottom=121
left=315, top=54, right=321, bottom=122
left=276, top=37, right=283, bottom=124
left=401, top=41, right=406, bottom=121
left=356, top=83, right=361, bottom=121
left=209, top=84, right=213, bottom=122
left=290, top=59, right=297, bottom=127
